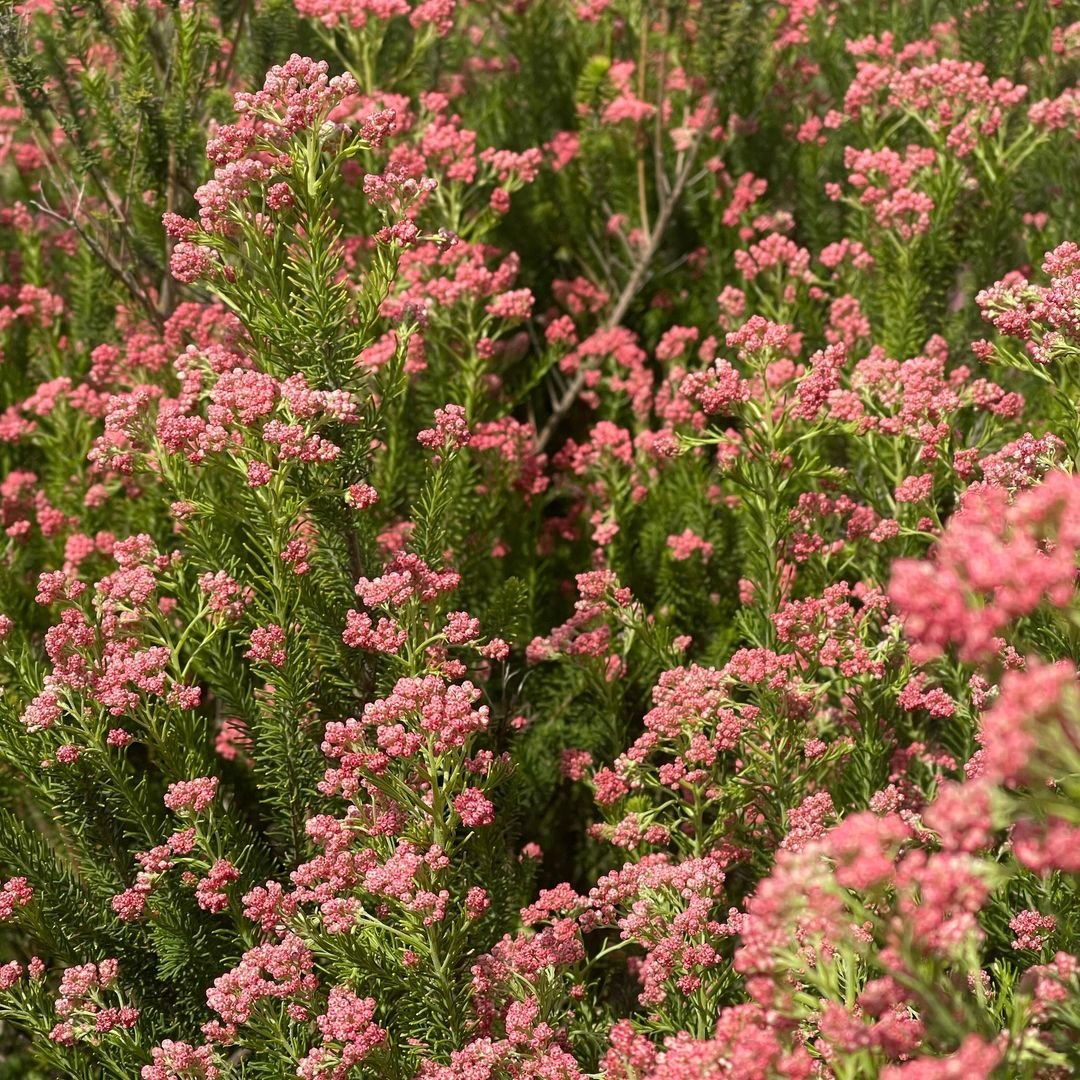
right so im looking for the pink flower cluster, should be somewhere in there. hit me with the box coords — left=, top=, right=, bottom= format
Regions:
left=0, top=877, right=32, bottom=920
left=977, top=241, right=1080, bottom=365
left=296, top=987, right=387, bottom=1079
left=206, top=934, right=317, bottom=1025
left=142, top=1041, right=221, bottom=1080
left=890, top=470, right=1080, bottom=661
left=164, top=776, right=220, bottom=814
left=417, top=403, right=472, bottom=452
left=50, top=960, right=140, bottom=1047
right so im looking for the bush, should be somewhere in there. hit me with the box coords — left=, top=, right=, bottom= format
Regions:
left=1, top=1, right=1080, bottom=1077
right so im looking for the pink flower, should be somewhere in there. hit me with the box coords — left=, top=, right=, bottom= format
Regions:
left=21, top=691, right=61, bottom=731
left=979, top=660, right=1080, bottom=788
left=680, top=359, right=750, bottom=416
left=417, top=404, right=471, bottom=452
left=0, top=877, right=32, bottom=920
left=485, top=289, right=534, bottom=320
left=465, top=887, right=490, bottom=919
left=593, top=768, right=629, bottom=806
left=1010, top=909, right=1056, bottom=951
left=169, top=242, right=215, bottom=284
left=443, top=611, right=480, bottom=644
left=111, top=889, right=147, bottom=923
left=346, top=482, right=379, bottom=509
left=195, top=860, right=241, bottom=914
left=296, top=986, right=386, bottom=1079
left=453, top=788, right=495, bottom=827
left=879, top=1034, right=1002, bottom=1078
left=164, top=776, right=219, bottom=814
left=280, top=538, right=312, bottom=575
left=779, top=791, right=834, bottom=852
left=142, top=1040, right=221, bottom=1080
left=889, top=472, right=1080, bottom=662
left=233, top=55, right=359, bottom=137
left=894, top=472, right=934, bottom=503
left=245, top=624, right=287, bottom=668
left=343, top=610, right=407, bottom=652
left=560, top=748, right=594, bottom=781
left=247, top=460, right=272, bottom=487
left=206, top=934, right=316, bottom=1025
left=479, top=638, right=510, bottom=660
left=666, top=528, right=713, bottom=562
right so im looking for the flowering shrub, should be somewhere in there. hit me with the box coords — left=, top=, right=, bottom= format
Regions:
left=2, top=1, right=1080, bottom=1077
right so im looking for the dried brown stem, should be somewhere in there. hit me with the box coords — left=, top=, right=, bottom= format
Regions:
left=32, top=190, right=164, bottom=329
left=535, top=95, right=714, bottom=453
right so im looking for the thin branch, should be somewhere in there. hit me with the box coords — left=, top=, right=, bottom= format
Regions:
left=217, top=0, right=250, bottom=88
left=535, top=94, right=715, bottom=453
left=160, top=143, right=178, bottom=318
left=32, top=189, right=165, bottom=329
left=653, top=7, right=670, bottom=202
left=635, top=16, right=651, bottom=237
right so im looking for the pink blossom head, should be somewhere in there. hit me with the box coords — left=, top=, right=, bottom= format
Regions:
left=164, top=776, right=219, bottom=814
left=417, top=404, right=471, bottom=453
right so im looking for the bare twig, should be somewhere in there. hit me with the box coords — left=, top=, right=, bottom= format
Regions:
left=161, top=143, right=178, bottom=317
left=217, top=0, right=250, bottom=88
left=32, top=188, right=165, bottom=329
left=535, top=95, right=715, bottom=453
left=653, top=8, right=670, bottom=202
left=636, top=19, right=651, bottom=238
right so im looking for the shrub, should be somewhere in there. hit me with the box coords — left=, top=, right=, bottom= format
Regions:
left=1, top=2, right=1080, bottom=1077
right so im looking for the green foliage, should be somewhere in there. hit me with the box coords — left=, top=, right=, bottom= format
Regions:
left=1, top=0, right=1080, bottom=1076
